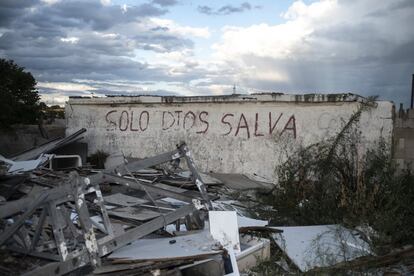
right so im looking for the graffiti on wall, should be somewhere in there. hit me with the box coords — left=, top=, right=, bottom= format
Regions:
left=105, top=110, right=296, bottom=139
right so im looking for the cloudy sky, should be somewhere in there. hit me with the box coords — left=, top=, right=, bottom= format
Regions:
left=0, top=0, right=413, bottom=106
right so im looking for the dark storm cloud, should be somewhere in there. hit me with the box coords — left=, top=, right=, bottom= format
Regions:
left=0, top=0, right=199, bottom=93
left=0, top=0, right=38, bottom=26
left=216, top=0, right=414, bottom=106
left=198, top=2, right=258, bottom=15
left=197, top=6, right=213, bottom=15
left=367, top=0, right=414, bottom=17
left=101, top=89, right=179, bottom=96
left=151, top=26, right=170, bottom=32
left=22, top=1, right=167, bottom=31
left=134, top=33, right=193, bottom=52
left=152, top=0, right=178, bottom=7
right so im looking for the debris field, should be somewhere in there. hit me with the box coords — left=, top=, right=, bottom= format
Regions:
left=0, top=129, right=413, bottom=275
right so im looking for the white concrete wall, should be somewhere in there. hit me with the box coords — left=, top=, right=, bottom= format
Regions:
left=66, top=94, right=394, bottom=180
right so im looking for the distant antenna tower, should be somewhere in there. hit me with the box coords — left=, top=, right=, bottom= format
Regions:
left=232, top=84, right=236, bottom=94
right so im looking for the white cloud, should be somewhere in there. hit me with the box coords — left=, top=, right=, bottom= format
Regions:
left=150, top=18, right=211, bottom=38
left=281, top=0, right=336, bottom=20
left=40, top=93, right=68, bottom=106
left=213, top=0, right=338, bottom=61
left=4, top=0, right=413, bottom=104
left=121, top=4, right=127, bottom=13
left=38, top=82, right=97, bottom=92
left=208, top=0, right=414, bottom=103
left=60, top=37, right=79, bottom=44
left=100, top=0, right=111, bottom=6
left=40, top=0, right=60, bottom=5
left=213, top=22, right=312, bottom=60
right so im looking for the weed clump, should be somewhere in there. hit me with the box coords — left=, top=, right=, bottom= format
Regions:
left=246, top=100, right=414, bottom=249
left=88, top=150, right=109, bottom=169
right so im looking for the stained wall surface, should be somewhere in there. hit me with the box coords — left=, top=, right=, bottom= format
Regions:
left=66, top=94, right=394, bottom=180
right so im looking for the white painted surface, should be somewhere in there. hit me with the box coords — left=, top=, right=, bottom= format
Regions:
left=66, top=94, right=393, bottom=180
left=271, top=225, right=372, bottom=272
left=237, top=216, right=268, bottom=228
left=0, top=154, right=50, bottom=174
left=108, top=231, right=221, bottom=260
left=236, top=235, right=271, bottom=272
left=225, top=246, right=240, bottom=276
left=209, top=211, right=241, bottom=253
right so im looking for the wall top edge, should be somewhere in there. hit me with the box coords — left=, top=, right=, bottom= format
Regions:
left=67, top=93, right=392, bottom=105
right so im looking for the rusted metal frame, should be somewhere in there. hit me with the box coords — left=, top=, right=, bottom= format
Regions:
left=30, top=207, right=48, bottom=251
left=91, top=183, right=114, bottom=236
left=59, top=205, right=80, bottom=240
left=8, top=173, right=105, bottom=264
left=15, top=227, right=32, bottom=250
left=74, top=188, right=101, bottom=267
left=12, top=229, right=27, bottom=248
left=35, top=240, right=58, bottom=252
left=0, top=192, right=48, bottom=246
left=9, top=171, right=200, bottom=275
left=24, top=204, right=198, bottom=276
left=102, top=173, right=199, bottom=204
left=177, top=143, right=213, bottom=210
left=0, top=185, right=72, bottom=219
left=0, top=172, right=90, bottom=220
left=74, top=177, right=114, bottom=236
left=98, top=203, right=197, bottom=256
left=22, top=250, right=91, bottom=276
left=10, top=245, right=61, bottom=261
left=48, top=201, right=70, bottom=261
left=108, top=149, right=182, bottom=175
left=16, top=175, right=98, bottom=263
left=12, top=128, right=87, bottom=161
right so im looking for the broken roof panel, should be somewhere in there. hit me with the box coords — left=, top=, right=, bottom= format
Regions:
left=108, top=231, right=221, bottom=261
left=271, top=225, right=372, bottom=272
left=12, top=128, right=86, bottom=161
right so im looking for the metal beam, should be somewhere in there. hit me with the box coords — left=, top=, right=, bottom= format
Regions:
left=177, top=143, right=212, bottom=209
left=24, top=204, right=197, bottom=276
left=0, top=193, right=48, bottom=246
left=107, top=149, right=182, bottom=175
left=102, top=173, right=200, bottom=204
left=98, top=203, right=197, bottom=256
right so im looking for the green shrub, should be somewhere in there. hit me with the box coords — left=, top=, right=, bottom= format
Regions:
left=88, top=150, right=109, bottom=169
left=242, top=100, right=414, bottom=249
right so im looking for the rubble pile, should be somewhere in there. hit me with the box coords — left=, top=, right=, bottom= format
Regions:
left=0, top=129, right=271, bottom=275
left=1, top=129, right=412, bottom=275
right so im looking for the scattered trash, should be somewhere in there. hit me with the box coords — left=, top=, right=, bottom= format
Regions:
left=1, top=128, right=410, bottom=275
left=0, top=130, right=271, bottom=275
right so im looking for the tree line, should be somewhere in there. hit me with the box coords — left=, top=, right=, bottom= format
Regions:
left=0, top=58, right=63, bottom=129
